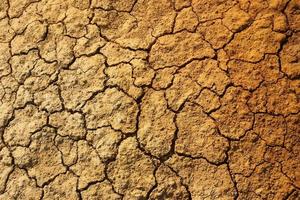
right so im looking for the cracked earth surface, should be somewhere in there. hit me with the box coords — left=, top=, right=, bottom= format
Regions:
left=0, top=0, right=299, bottom=199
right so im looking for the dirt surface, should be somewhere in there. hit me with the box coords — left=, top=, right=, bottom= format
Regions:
left=0, top=0, right=300, bottom=199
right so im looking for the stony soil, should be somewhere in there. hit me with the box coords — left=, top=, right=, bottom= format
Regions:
left=0, top=0, right=299, bottom=199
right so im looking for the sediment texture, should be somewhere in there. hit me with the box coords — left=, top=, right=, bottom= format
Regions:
left=0, top=0, right=299, bottom=199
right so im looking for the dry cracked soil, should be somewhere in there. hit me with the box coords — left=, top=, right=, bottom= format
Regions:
left=0, top=0, right=300, bottom=199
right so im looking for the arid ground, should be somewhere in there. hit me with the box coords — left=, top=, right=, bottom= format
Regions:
left=0, top=0, right=299, bottom=199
